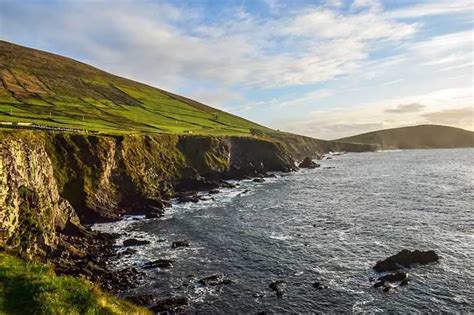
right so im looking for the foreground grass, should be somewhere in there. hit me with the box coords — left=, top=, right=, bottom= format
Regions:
left=0, top=253, right=151, bottom=315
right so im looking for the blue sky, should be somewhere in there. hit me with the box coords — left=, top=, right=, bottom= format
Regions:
left=0, top=0, right=472, bottom=139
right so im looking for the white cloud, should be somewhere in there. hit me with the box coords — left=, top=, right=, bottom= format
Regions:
left=387, top=0, right=473, bottom=19
left=0, top=0, right=417, bottom=90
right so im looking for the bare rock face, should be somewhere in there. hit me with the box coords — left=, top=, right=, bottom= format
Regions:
left=374, top=249, right=439, bottom=272
left=0, top=135, right=78, bottom=257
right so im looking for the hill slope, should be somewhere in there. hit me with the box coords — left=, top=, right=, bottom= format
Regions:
left=0, top=40, right=268, bottom=136
left=336, top=125, right=474, bottom=149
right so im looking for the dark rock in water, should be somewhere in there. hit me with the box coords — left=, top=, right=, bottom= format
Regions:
left=208, top=189, right=220, bottom=194
left=171, top=240, right=190, bottom=249
left=377, top=272, right=407, bottom=283
left=400, top=279, right=410, bottom=286
left=253, top=178, right=265, bottom=183
left=312, top=281, right=326, bottom=290
left=198, top=274, right=232, bottom=286
left=298, top=157, right=320, bottom=169
left=374, top=249, right=439, bottom=272
left=176, top=192, right=200, bottom=203
left=373, top=281, right=385, bottom=288
left=383, top=286, right=391, bottom=292
left=119, top=248, right=137, bottom=257
left=143, top=259, right=174, bottom=269
left=221, top=181, right=236, bottom=188
left=269, top=280, right=287, bottom=297
left=123, top=238, right=150, bottom=247
left=149, top=296, right=188, bottom=313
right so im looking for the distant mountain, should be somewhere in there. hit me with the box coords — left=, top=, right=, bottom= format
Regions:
left=335, top=125, right=474, bottom=149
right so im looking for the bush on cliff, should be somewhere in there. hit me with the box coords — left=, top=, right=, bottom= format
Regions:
left=0, top=253, right=150, bottom=315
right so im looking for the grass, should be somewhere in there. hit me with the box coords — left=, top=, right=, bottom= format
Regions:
left=0, top=40, right=269, bottom=136
left=0, top=252, right=151, bottom=315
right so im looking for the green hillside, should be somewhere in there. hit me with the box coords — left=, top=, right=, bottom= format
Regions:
left=0, top=40, right=268, bottom=136
left=336, top=124, right=474, bottom=149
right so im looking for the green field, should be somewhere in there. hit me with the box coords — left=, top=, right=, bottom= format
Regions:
left=0, top=40, right=269, bottom=136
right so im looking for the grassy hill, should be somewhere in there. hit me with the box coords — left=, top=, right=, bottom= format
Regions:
left=0, top=40, right=269, bottom=136
left=336, top=125, right=474, bottom=149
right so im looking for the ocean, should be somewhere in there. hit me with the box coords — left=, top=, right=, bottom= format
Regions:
left=93, top=148, right=474, bottom=313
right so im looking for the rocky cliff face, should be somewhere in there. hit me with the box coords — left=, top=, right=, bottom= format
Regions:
left=0, top=133, right=79, bottom=258
left=0, top=131, right=296, bottom=256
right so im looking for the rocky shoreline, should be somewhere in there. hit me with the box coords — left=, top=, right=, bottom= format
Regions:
left=45, top=162, right=296, bottom=312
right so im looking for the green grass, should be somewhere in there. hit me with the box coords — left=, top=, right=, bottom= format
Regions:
left=0, top=40, right=269, bottom=136
left=0, top=252, right=151, bottom=315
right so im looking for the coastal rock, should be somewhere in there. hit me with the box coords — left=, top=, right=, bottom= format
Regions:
left=269, top=280, right=287, bottom=297
left=208, top=189, right=220, bottom=194
left=176, top=192, right=200, bottom=203
left=198, top=275, right=232, bottom=286
left=374, top=250, right=439, bottom=272
left=143, top=259, right=174, bottom=269
left=123, top=238, right=150, bottom=247
left=171, top=240, right=190, bottom=249
left=312, top=281, right=327, bottom=290
left=253, top=178, right=265, bottom=183
left=149, top=296, right=188, bottom=313
left=298, top=157, right=320, bottom=169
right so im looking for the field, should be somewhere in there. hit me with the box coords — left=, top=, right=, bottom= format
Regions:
left=0, top=40, right=268, bottom=136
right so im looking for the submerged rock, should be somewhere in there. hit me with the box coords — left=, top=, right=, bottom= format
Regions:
left=198, top=274, right=232, bottom=286
left=149, top=296, right=188, bottom=313
left=253, top=178, right=265, bottom=183
left=143, top=259, right=174, bottom=269
left=374, top=250, right=439, bottom=272
left=171, top=240, right=190, bottom=249
left=269, top=280, right=287, bottom=297
left=298, top=157, right=320, bottom=169
left=208, top=189, right=220, bottom=194
left=123, top=238, right=150, bottom=247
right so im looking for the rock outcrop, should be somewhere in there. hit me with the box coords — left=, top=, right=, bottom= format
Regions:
left=298, top=157, right=320, bottom=169
left=374, top=249, right=439, bottom=272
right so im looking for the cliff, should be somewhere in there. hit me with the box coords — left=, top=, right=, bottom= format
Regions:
left=0, top=130, right=296, bottom=257
left=264, top=131, right=377, bottom=160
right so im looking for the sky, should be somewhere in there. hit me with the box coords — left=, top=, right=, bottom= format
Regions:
left=0, top=0, right=473, bottom=139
